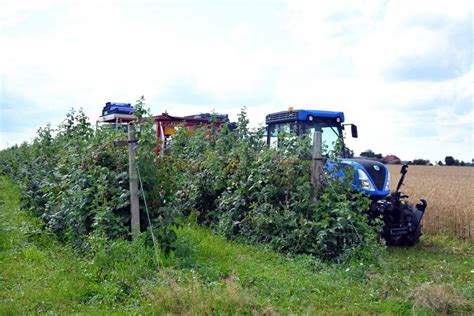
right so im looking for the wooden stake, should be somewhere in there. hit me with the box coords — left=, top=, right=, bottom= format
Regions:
left=310, top=131, right=323, bottom=202
left=128, top=123, right=140, bottom=238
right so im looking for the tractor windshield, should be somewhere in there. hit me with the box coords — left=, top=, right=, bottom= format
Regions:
left=267, top=120, right=343, bottom=156
left=301, top=122, right=343, bottom=156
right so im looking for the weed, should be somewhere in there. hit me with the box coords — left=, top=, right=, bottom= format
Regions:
left=141, top=270, right=271, bottom=315
left=410, top=282, right=472, bottom=314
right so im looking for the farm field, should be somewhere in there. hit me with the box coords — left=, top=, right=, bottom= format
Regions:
left=1, top=176, right=473, bottom=314
left=387, top=165, right=474, bottom=242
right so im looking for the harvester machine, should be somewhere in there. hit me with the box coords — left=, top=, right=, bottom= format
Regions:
left=99, top=102, right=230, bottom=155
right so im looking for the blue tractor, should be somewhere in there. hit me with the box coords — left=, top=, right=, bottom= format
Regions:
left=266, top=109, right=427, bottom=246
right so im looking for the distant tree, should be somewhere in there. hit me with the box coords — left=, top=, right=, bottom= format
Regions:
left=445, top=156, right=455, bottom=166
left=460, top=161, right=465, bottom=166
left=437, top=161, right=444, bottom=166
left=412, top=159, right=430, bottom=165
left=360, top=149, right=375, bottom=158
left=360, top=149, right=385, bottom=162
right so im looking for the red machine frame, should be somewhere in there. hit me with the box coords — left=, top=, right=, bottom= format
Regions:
left=154, top=113, right=228, bottom=155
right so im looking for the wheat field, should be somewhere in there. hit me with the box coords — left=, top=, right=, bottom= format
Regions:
left=387, top=165, right=474, bottom=241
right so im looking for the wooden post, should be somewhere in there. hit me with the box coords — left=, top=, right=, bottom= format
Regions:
left=310, top=131, right=323, bottom=202
left=128, top=123, right=140, bottom=238
left=159, top=122, right=165, bottom=157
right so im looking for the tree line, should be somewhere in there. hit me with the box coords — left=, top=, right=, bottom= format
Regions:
left=360, top=149, right=472, bottom=166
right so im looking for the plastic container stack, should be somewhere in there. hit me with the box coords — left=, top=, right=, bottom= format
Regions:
left=102, top=102, right=136, bottom=116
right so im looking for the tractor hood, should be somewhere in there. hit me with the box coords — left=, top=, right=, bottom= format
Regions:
left=339, top=158, right=390, bottom=197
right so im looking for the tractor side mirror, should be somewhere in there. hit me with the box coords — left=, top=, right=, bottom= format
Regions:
left=351, top=124, right=358, bottom=138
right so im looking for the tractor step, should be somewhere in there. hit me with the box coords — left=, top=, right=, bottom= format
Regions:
left=389, top=227, right=409, bottom=236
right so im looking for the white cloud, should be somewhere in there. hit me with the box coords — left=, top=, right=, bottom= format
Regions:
left=0, top=128, right=38, bottom=148
left=275, top=0, right=473, bottom=161
left=0, top=0, right=472, bottom=162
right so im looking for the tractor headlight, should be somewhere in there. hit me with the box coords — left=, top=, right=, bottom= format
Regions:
left=384, top=172, right=390, bottom=191
left=358, top=169, right=376, bottom=191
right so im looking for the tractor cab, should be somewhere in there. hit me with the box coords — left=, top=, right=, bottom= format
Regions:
left=265, top=108, right=389, bottom=196
left=266, top=108, right=357, bottom=157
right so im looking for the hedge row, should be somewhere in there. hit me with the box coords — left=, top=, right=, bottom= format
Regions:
left=0, top=100, right=382, bottom=260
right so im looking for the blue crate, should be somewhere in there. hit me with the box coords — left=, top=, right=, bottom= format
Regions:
left=102, top=102, right=136, bottom=116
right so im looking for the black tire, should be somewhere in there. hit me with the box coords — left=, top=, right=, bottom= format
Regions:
left=400, top=224, right=422, bottom=246
left=384, top=233, right=403, bottom=246
left=383, top=205, right=422, bottom=247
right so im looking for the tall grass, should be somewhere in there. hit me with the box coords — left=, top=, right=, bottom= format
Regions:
left=387, top=165, right=474, bottom=241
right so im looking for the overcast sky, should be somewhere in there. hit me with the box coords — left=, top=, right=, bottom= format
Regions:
left=0, top=0, right=473, bottom=162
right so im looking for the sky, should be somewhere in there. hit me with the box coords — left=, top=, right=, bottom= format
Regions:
left=0, top=0, right=473, bottom=162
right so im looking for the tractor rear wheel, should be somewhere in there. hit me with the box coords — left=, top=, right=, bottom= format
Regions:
left=383, top=205, right=422, bottom=247
left=384, top=234, right=403, bottom=246
left=401, top=225, right=421, bottom=246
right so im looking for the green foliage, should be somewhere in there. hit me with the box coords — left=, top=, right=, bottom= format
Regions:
left=0, top=100, right=178, bottom=252
left=169, top=110, right=382, bottom=260
left=0, top=102, right=379, bottom=260
left=133, top=96, right=182, bottom=253
left=0, top=110, right=129, bottom=243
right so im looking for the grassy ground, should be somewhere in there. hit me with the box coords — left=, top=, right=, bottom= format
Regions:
left=1, top=176, right=473, bottom=314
